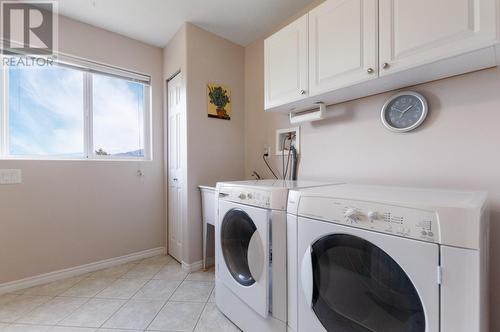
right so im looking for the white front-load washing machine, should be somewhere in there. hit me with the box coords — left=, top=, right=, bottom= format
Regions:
left=215, top=180, right=337, bottom=332
left=286, top=184, right=489, bottom=332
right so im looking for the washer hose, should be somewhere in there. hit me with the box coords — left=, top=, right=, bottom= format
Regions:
left=290, top=145, right=298, bottom=181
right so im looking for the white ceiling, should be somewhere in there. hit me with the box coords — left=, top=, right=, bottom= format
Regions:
left=57, top=0, right=315, bottom=47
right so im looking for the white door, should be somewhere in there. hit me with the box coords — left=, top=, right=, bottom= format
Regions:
left=309, top=0, right=378, bottom=96
left=298, top=216, right=439, bottom=332
left=216, top=200, right=270, bottom=318
left=264, top=14, right=308, bottom=109
left=379, top=0, right=498, bottom=76
left=167, top=73, right=185, bottom=262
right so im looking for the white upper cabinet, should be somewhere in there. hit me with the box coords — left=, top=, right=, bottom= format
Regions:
left=309, top=0, right=378, bottom=95
left=265, top=14, right=308, bottom=109
left=379, top=0, right=499, bottom=76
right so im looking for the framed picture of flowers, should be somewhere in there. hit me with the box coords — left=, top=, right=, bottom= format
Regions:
left=207, top=83, right=231, bottom=120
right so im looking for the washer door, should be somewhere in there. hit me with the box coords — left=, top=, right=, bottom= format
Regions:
left=216, top=200, right=270, bottom=318
left=221, top=209, right=260, bottom=286
left=298, top=217, right=439, bottom=332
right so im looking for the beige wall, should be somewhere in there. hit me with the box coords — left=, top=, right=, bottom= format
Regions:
left=0, top=15, right=164, bottom=284
left=164, top=24, right=245, bottom=264
left=163, top=25, right=187, bottom=82
left=244, top=9, right=500, bottom=331
left=184, top=24, right=245, bottom=263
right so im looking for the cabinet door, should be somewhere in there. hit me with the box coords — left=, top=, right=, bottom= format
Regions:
left=309, top=0, right=378, bottom=96
left=379, top=0, right=498, bottom=76
left=264, top=14, right=308, bottom=109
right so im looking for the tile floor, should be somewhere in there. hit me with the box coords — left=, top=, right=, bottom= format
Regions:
left=0, top=256, right=240, bottom=332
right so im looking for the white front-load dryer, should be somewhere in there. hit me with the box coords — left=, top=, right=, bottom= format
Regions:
left=287, top=184, right=489, bottom=332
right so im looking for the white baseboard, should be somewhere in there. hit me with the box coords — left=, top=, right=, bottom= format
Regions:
left=0, top=247, right=165, bottom=295
left=182, top=260, right=203, bottom=272
left=181, top=256, right=215, bottom=272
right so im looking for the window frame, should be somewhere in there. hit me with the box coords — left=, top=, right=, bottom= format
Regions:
left=0, top=54, right=152, bottom=161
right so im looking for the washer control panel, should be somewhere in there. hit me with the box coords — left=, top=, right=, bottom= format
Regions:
left=219, top=187, right=271, bottom=208
left=298, top=197, right=440, bottom=243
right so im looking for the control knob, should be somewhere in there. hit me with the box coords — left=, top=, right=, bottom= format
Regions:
left=344, top=208, right=363, bottom=223
left=367, top=211, right=382, bottom=221
left=238, top=193, right=247, bottom=199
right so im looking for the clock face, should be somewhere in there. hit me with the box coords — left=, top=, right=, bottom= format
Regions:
left=381, top=92, right=428, bottom=132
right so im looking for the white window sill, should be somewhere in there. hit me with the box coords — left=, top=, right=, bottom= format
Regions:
left=0, top=157, right=153, bottom=162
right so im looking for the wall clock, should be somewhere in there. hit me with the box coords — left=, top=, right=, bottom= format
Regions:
left=381, top=91, right=428, bottom=133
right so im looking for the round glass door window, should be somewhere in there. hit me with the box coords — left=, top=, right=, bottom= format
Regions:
left=310, top=234, right=425, bottom=332
left=221, top=209, right=257, bottom=286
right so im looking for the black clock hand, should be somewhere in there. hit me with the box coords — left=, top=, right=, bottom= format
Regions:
left=399, top=105, right=413, bottom=118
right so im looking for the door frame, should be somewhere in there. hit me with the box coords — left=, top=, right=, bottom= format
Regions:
left=166, top=71, right=186, bottom=262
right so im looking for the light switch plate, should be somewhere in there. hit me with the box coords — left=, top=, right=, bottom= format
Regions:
left=0, top=169, right=22, bottom=184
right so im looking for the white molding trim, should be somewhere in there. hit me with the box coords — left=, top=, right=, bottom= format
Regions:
left=181, top=256, right=215, bottom=272
left=182, top=260, right=203, bottom=273
left=0, top=247, right=165, bottom=295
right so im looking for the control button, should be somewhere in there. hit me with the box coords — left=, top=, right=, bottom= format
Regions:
left=421, top=231, right=427, bottom=236
left=238, top=193, right=247, bottom=199
left=344, top=208, right=356, bottom=217
left=367, top=211, right=382, bottom=220
left=344, top=208, right=363, bottom=223
left=428, top=232, right=434, bottom=237
left=247, top=193, right=253, bottom=199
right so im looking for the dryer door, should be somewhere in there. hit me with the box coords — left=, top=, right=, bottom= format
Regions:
left=298, top=217, right=439, bottom=332
left=217, top=200, right=270, bottom=317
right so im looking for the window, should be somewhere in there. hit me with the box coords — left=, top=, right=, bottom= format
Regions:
left=0, top=55, right=151, bottom=160
left=92, top=74, right=145, bottom=157
left=7, top=66, right=85, bottom=157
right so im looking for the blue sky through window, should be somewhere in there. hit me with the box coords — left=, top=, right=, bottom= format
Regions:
left=93, top=74, right=145, bottom=157
left=9, top=65, right=84, bottom=156
left=7, top=64, right=146, bottom=158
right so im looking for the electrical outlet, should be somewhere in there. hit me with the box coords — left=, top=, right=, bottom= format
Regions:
left=0, top=169, right=22, bottom=185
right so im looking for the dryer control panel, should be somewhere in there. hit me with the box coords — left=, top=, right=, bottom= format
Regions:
left=296, top=196, right=440, bottom=243
left=218, top=187, right=273, bottom=209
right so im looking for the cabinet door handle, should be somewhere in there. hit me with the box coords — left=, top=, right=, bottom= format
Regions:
left=367, top=68, right=374, bottom=74
left=382, top=62, right=390, bottom=69
left=299, top=90, right=306, bottom=95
